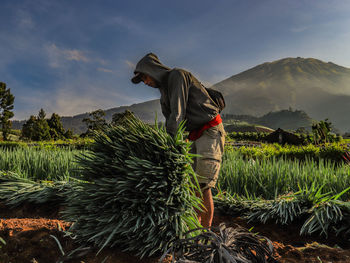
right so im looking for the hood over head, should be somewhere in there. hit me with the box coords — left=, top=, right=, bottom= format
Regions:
left=131, top=53, right=170, bottom=85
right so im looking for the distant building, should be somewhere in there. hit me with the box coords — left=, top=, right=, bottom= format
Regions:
left=263, top=128, right=304, bottom=145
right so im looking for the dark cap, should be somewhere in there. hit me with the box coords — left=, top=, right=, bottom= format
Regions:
left=131, top=72, right=143, bottom=84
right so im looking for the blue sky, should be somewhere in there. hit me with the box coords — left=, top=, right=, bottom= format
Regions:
left=1, top=0, right=350, bottom=120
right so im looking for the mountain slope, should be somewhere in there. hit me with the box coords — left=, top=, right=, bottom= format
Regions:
left=62, top=99, right=164, bottom=134
left=223, top=109, right=313, bottom=131
left=213, top=57, right=350, bottom=131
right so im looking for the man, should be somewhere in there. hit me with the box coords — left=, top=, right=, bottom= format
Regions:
left=131, top=53, right=225, bottom=228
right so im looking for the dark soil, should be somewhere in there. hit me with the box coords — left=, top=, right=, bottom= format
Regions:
left=1, top=202, right=350, bottom=263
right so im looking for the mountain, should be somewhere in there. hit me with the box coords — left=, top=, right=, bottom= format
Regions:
left=12, top=57, right=350, bottom=134
left=213, top=57, right=350, bottom=132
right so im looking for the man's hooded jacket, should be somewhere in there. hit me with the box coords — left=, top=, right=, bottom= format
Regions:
left=133, top=53, right=219, bottom=135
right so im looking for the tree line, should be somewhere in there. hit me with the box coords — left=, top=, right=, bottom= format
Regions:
left=0, top=81, right=74, bottom=141
left=0, top=81, right=128, bottom=141
left=21, top=109, right=134, bottom=141
left=21, top=109, right=73, bottom=141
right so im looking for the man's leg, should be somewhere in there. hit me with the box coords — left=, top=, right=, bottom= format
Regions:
left=195, top=185, right=214, bottom=227
left=199, top=187, right=214, bottom=228
left=193, top=123, right=225, bottom=228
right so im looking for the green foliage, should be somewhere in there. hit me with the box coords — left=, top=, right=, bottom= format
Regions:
left=62, top=114, right=202, bottom=257
left=219, top=150, right=350, bottom=200
left=64, top=129, right=74, bottom=139
left=234, top=143, right=347, bottom=163
left=312, top=119, right=333, bottom=144
left=301, top=200, right=350, bottom=237
left=0, top=141, right=29, bottom=149
left=21, top=109, right=51, bottom=141
left=48, top=113, right=66, bottom=139
left=227, top=131, right=323, bottom=145
left=0, top=82, right=15, bottom=141
left=10, top=129, right=21, bottom=136
left=0, top=138, right=93, bottom=150
left=21, top=110, right=72, bottom=141
left=21, top=115, right=37, bottom=140
left=81, top=109, right=107, bottom=137
left=215, top=187, right=350, bottom=238
left=0, top=172, right=73, bottom=207
left=111, top=110, right=135, bottom=126
left=36, top=108, right=51, bottom=140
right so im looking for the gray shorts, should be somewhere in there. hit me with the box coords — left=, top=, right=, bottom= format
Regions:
left=190, top=123, right=225, bottom=189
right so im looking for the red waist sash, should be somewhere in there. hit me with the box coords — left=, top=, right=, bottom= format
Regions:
left=188, top=114, right=222, bottom=141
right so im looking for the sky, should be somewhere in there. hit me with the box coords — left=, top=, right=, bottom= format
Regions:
left=1, top=0, right=350, bottom=120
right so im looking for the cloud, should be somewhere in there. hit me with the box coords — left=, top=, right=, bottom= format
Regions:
left=125, top=60, right=136, bottom=69
left=54, top=92, right=106, bottom=116
left=13, top=73, right=136, bottom=119
left=97, top=67, right=115, bottom=73
left=290, top=26, right=310, bottom=33
left=45, top=43, right=89, bottom=68
left=63, top=49, right=89, bottom=62
left=51, top=87, right=134, bottom=117
left=34, top=68, right=137, bottom=118
left=13, top=88, right=54, bottom=120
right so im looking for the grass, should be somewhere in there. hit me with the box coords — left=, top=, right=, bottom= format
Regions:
left=1, top=145, right=349, bottom=200
left=219, top=150, right=350, bottom=200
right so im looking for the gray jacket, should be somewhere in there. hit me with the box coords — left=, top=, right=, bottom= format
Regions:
left=133, top=53, right=219, bottom=135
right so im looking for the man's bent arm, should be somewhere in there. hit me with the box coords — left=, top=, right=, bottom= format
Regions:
left=166, top=70, right=190, bottom=136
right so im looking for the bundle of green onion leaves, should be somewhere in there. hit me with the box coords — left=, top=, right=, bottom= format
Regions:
left=62, top=113, right=202, bottom=257
left=0, top=172, right=72, bottom=207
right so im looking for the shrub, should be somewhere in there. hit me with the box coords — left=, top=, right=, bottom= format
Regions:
left=234, top=143, right=347, bottom=163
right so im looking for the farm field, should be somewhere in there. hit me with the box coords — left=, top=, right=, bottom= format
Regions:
left=4, top=0, right=350, bottom=262
left=0, top=139, right=350, bottom=262
left=1, top=202, right=350, bottom=263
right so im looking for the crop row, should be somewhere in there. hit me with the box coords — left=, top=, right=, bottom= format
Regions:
left=0, top=147, right=84, bottom=180
left=0, top=146, right=349, bottom=199
left=219, top=150, right=350, bottom=200
left=0, top=138, right=93, bottom=149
